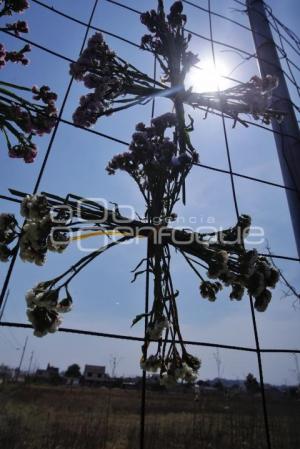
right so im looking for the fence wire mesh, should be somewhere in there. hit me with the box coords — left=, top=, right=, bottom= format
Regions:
left=0, top=1, right=300, bottom=449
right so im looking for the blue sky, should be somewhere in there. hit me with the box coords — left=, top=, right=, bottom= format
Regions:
left=0, top=0, right=300, bottom=386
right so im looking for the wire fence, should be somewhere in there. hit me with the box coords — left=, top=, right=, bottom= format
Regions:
left=0, top=1, right=300, bottom=449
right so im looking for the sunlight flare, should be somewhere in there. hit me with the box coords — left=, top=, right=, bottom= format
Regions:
left=185, top=58, right=231, bottom=92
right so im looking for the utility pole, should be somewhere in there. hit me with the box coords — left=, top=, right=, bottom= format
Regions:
left=291, top=353, right=300, bottom=387
left=28, top=351, right=34, bottom=375
left=15, top=336, right=28, bottom=381
left=213, top=349, right=223, bottom=379
left=247, top=0, right=300, bottom=258
left=109, top=355, right=121, bottom=378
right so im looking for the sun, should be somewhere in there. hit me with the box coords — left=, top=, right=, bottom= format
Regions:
left=185, top=59, right=230, bottom=93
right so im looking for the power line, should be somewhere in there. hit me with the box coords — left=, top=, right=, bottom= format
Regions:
left=0, top=321, right=299, bottom=353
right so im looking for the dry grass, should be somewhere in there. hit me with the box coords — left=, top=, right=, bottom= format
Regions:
left=0, top=384, right=299, bottom=449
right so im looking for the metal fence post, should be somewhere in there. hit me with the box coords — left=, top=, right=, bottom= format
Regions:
left=247, top=0, right=300, bottom=258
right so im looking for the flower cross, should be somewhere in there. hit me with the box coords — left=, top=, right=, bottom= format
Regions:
left=0, top=1, right=282, bottom=386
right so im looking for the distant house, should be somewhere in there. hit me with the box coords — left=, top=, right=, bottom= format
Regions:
left=83, top=365, right=106, bottom=384
left=36, top=363, right=60, bottom=380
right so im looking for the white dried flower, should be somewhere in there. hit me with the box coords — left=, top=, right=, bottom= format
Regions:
left=48, top=315, right=62, bottom=333
left=147, top=316, right=169, bottom=340
left=254, top=289, right=272, bottom=312
left=57, top=296, right=73, bottom=313
left=140, top=355, right=161, bottom=373
left=20, top=194, right=48, bottom=220
left=174, top=363, right=197, bottom=382
left=25, top=289, right=36, bottom=307
left=27, top=307, right=62, bottom=337
left=248, top=272, right=265, bottom=297
left=47, top=233, right=69, bottom=253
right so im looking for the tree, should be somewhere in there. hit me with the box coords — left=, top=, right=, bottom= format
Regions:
left=65, top=364, right=81, bottom=378
left=245, top=373, right=260, bottom=394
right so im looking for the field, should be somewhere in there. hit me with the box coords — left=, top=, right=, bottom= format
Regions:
left=0, top=383, right=299, bottom=449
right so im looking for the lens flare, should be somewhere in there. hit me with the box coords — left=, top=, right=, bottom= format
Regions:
left=185, top=59, right=230, bottom=92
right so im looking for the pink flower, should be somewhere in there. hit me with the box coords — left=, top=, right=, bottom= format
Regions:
left=0, top=44, right=6, bottom=69
left=9, top=0, right=29, bottom=14
left=24, top=144, right=38, bottom=163
left=8, top=142, right=38, bottom=163
left=83, top=73, right=102, bottom=89
left=6, top=20, right=29, bottom=36
left=32, top=85, right=58, bottom=105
